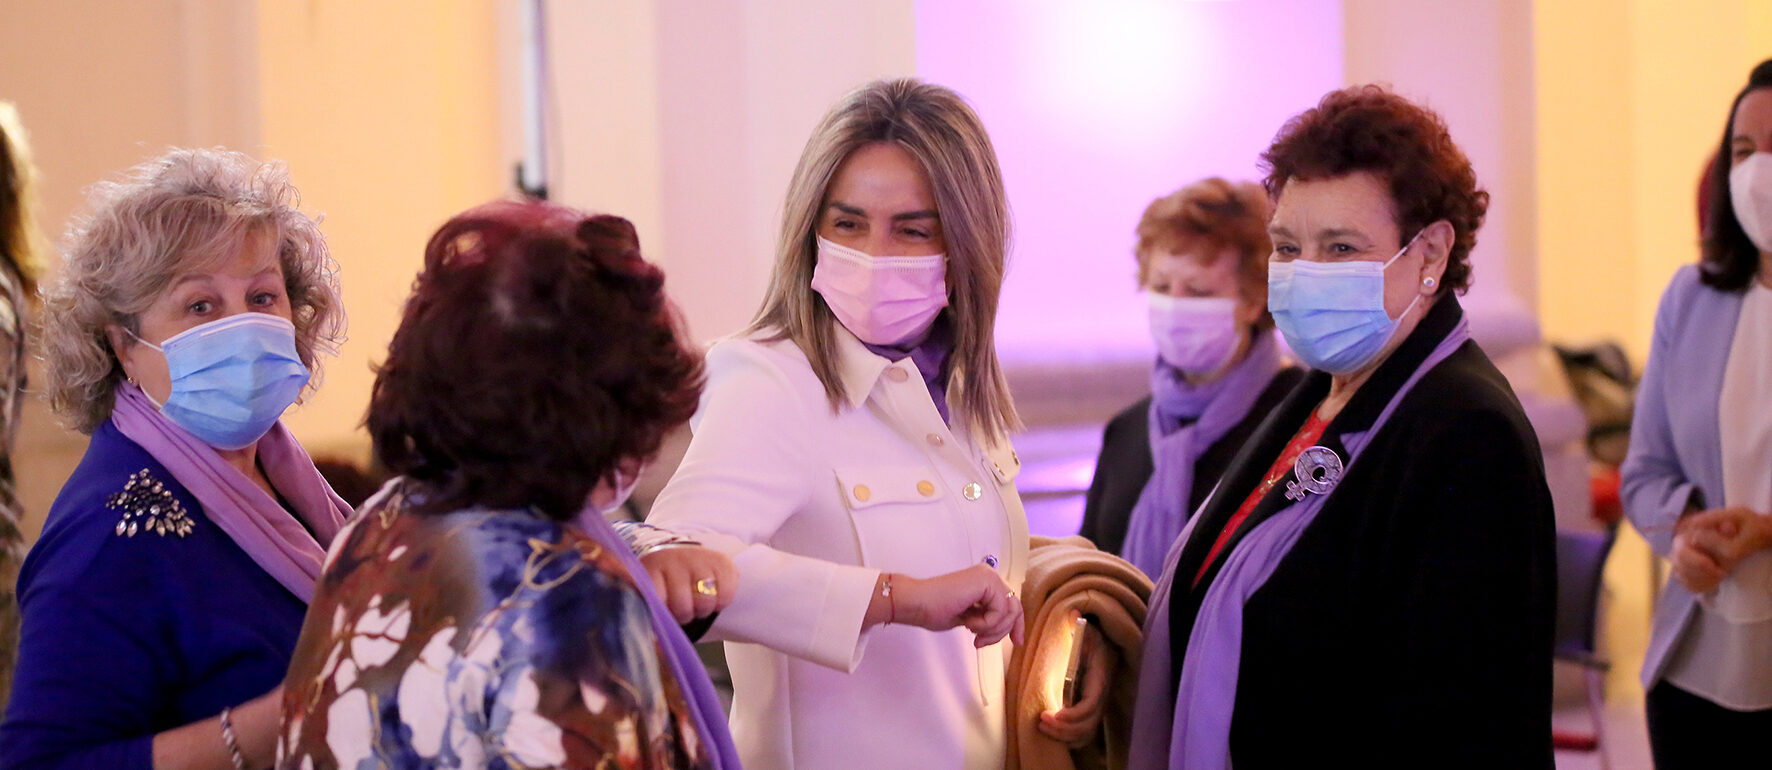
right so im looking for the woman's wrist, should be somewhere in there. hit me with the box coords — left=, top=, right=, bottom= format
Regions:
left=218, top=707, right=244, bottom=770
left=1747, top=512, right=1772, bottom=553
left=864, top=572, right=915, bottom=629
left=613, top=520, right=703, bottom=557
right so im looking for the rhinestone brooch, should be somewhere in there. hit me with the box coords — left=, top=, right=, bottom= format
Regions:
left=107, top=469, right=195, bottom=538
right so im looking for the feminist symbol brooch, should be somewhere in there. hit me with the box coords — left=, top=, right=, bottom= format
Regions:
left=1284, top=446, right=1344, bottom=502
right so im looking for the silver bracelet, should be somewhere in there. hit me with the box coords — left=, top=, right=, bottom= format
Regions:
left=636, top=540, right=703, bottom=558
left=220, top=706, right=245, bottom=770
left=613, top=521, right=702, bottom=556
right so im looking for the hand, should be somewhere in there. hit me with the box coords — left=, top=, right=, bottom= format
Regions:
left=1681, top=507, right=1772, bottom=569
left=1037, top=625, right=1116, bottom=748
left=639, top=545, right=738, bottom=624
left=893, top=564, right=1025, bottom=647
left=1671, top=527, right=1728, bottom=594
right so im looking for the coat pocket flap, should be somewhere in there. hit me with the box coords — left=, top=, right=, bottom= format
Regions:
left=833, top=465, right=948, bottom=510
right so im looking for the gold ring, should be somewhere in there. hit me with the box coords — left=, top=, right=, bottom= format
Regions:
left=694, top=577, right=718, bottom=596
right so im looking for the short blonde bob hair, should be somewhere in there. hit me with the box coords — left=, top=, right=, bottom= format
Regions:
left=749, top=78, right=1021, bottom=441
left=39, top=148, right=344, bottom=433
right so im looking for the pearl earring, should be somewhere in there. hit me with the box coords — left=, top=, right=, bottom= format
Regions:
left=1423, top=276, right=1437, bottom=289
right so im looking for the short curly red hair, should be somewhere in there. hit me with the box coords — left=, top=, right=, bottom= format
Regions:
left=369, top=200, right=704, bottom=519
left=1260, top=85, right=1488, bottom=295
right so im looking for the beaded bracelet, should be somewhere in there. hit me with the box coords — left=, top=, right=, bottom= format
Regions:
left=220, top=706, right=244, bottom=770
left=881, top=573, right=896, bottom=625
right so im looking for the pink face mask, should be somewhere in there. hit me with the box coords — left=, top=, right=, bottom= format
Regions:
left=1149, top=293, right=1241, bottom=375
left=810, top=236, right=949, bottom=346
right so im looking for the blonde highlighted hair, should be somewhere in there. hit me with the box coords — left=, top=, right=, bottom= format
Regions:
left=748, top=78, right=1020, bottom=442
left=39, top=148, right=345, bottom=433
left=0, top=102, right=48, bottom=295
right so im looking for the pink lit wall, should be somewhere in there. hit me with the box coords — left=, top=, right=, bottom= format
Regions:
left=915, top=1, right=1345, bottom=360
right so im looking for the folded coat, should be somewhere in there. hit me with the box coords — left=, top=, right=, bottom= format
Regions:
left=1007, top=536, right=1154, bottom=770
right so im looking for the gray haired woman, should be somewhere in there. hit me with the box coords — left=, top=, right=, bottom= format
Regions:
left=0, top=148, right=351, bottom=770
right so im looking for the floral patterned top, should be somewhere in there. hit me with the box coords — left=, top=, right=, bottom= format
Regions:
left=278, top=485, right=714, bottom=769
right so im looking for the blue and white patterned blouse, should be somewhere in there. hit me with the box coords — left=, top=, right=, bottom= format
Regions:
left=278, top=484, right=714, bottom=769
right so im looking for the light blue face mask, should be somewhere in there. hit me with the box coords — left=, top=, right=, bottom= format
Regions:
left=129, top=313, right=311, bottom=450
left=1268, top=230, right=1424, bottom=375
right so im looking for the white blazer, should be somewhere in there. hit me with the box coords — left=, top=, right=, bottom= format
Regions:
left=648, top=325, right=1029, bottom=770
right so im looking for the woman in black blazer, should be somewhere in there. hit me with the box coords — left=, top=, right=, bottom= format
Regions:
left=1080, top=178, right=1301, bottom=578
left=1126, top=86, right=1555, bottom=769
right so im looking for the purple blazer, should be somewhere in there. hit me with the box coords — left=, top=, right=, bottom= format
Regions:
left=1621, top=264, right=1748, bottom=687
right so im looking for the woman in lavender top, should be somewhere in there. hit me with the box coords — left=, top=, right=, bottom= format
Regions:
left=1623, top=57, right=1772, bottom=767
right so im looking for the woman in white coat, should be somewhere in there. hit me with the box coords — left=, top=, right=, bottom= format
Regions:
left=643, top=79, right=1058, bottom=769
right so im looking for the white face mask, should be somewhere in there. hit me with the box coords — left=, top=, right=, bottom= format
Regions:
left=593, top=466, right=641, bottom=517
left=1147, top=294, right=1241, bottom=375
left=1730, top=151, right=1772, bottom=253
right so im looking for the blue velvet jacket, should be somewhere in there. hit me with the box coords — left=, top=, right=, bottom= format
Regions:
left=0, top=420, right=309, bottom=769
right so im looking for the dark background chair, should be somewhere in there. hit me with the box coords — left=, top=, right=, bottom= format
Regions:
left=1552, top=525, right=1620, bottom=768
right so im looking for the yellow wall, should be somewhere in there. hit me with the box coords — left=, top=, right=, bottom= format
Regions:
left=256, top=0, right=507, bottom=460
left=1536, top=0, right=1772, bottom=358
left=1535, top=0, right=1772, bottom=703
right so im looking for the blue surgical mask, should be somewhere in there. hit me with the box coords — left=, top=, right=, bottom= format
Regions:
left=1268, top=231, right=1424, bottom=374
left=129, top=314, right=311, bottom=449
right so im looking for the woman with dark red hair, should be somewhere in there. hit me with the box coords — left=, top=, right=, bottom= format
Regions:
left=1126, top=86, right=1555, bottom=768
left=277, top=201, right=739, bottom=769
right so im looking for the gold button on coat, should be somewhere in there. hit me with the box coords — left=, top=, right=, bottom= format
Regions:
left=886, top=367, right=910, bottom=383
left=853, top=485, right=871, bottom=502
left=916, top=480, right=936, bottom=497
left=926, top=433, right=944, bottom=447
left=962, top=482, right=983, bottom=501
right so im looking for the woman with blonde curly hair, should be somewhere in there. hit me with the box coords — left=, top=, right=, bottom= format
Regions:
left=0, top=148, right=351, bottom=770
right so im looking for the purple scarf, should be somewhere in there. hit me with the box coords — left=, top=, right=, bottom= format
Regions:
left=571, top=507, right=742, bottom=770
left=1128, top=317, right=1471, bottom=770
left=1121, top=334, right=1283, bottom=578
left=109, top=382, right=350, bottom=603
left=863, top=316, right=955, bottom=424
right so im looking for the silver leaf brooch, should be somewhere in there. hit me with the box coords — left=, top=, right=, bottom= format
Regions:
left=1284, top=446, right=1344, bottom=502
left=107, top=469, right=195, bottom=538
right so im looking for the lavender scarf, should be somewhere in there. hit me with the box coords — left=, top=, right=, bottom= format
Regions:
left=109, top=382, right=350, bottom=603
left=1122, top=335, right=1283, bottom=578
left=571, top=507, right=742, bottom=770
left=863, top=315, right=955, bottom=424
left=1128, top=317, right=1471, bottom=769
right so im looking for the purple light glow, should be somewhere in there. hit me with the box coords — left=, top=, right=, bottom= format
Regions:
left=916, top=0, right=1346, bottom=360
